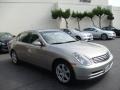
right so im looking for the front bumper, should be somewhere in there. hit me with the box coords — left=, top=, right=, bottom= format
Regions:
left=108, top=34, right=116, bottom=39
left=0, top=45, right=8, bottom=52
left=81, top=37, right=93, bottom=41
left=73, top=54, right=113, bottom=80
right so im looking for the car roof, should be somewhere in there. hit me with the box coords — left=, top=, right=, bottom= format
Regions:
left=31, top=29, right=61, bottom=32
left=21, top=29, right=61, bottom=34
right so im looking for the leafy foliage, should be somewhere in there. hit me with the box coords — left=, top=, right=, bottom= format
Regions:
left=107, top=13, right=114, bottom=26
left=86, top=12, right=96, bottom=26
left=61, top=9, right=71, bottom=19
left=92, top=6, right=108, bottom=28
left=92, top=6, right=104, bottom=17
left=51, top=9, right=71, bottom=28
left=51, top=9, right=62, bottom=19
left=72, top=11, right=77, bottom=18
left=107, top=14, right=114, bottom=20
left=61, top=9, right=71, bottom=28
left=51, top=7, right=114, bottom=29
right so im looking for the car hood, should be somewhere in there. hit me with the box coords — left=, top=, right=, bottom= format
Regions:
left=0, top=38, right=12, bottom=44
left=102, top=30, right=115, bottom=34
left=52, top=41, right=108, bottom=58
left=79, top=32, right=92, bottom=36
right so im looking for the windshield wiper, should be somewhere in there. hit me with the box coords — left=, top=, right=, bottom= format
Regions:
left=51, top=41, right=76, bottom=44
left=51, top=42, right=64, bottom=44
left=64, top=40, right=76, bottom=43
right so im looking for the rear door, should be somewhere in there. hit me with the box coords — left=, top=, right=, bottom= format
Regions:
left=26, top=33, right=52, bottom=69
left=15, top=32, right=32, bottom=61
left=84, top=28, right=98, bottom=38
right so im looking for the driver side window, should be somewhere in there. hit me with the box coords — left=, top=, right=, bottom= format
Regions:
left=18, top=32, right=39, bottom=44
left=63, top=29, right=71, bottom=34
left=89, top=28, right=95, bottom=31
left=30, top=34, right=39, bottom=44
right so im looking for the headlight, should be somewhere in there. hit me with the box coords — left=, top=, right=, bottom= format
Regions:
left=73, top=52, right=92, bottom=66
left=108, top=33, right=114, bottom=35
left=0, top=42, right=5, bottom=46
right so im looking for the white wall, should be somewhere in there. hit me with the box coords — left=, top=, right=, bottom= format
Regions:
left=0, top=2, right=60, bottom=35
left=58, top=0, right=108, bottom=5
left=91, top=0, right=108, bottom=5
left=112, top=7, right=120, bottom=28
left=0, top=0, right=117, bottom=35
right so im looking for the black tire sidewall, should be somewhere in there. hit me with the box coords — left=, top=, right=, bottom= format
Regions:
left=101, top=34, right=108, bottom=40
left=53, top=61, right=74, bottom=84
left=76, top=36, right=81, bottom=40
left=11, top=51, right=20, bottom=64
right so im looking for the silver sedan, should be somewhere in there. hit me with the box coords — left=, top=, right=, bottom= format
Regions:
left=9, top=29, right=113, bottom=84
left=61, top=28, right=93, bottom=41
left=83, top=27, right=116, bottom=40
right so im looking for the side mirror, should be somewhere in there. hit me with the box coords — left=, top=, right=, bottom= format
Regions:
left=32, top=41, right=42, bottom=46
left=13, top=35, right=16, bottom=38
left=68, top=32, right=72, bottom=34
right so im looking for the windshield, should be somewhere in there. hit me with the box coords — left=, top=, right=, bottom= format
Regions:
left=0, top=33, right=13, bottom=41
left=40, top=31, right=77, bottom=44
left=71, top=29, right=81, bottom=33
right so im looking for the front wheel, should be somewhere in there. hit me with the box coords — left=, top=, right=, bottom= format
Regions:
left=76, top=36, right=81, bottom=40
left=101, top=34, right=108, bottom=40
left=11, top=51, right=20, bottom=64
left=53, top=61, right=74, bottom=84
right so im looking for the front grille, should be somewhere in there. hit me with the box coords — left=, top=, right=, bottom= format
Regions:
left=92, top=52, right=110, bottom=63
left=88, top=35, right=92, bottom=37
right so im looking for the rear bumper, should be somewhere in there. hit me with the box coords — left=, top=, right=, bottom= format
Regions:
left=73, top=54, right=113, bottom=80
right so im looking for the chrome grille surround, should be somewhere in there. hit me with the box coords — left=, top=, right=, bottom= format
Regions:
left=92, top=52, right=110, bottom=63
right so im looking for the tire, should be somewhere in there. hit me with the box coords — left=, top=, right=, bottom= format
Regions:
left=53, top=61, right=75, bottom=84
left=101, top=34, right=108, bottom=40
left=76, top=36, right=81, bottom=40
left=10, top=50, right=20, bottom=64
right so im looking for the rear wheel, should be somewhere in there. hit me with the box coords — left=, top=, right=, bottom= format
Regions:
left=11, top=50, right=20, bottom=64
left=53, top=61, right=75, bottom=84
left=76, top=36, right=81, bottom=40
left=101, top=34, right=108, bottom=40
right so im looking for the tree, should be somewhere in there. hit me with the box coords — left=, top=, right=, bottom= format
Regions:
left=103, top=8, right=111, bottom=16
left=102, top=8, right=114, bottom=27
left=86, top=12, right=96, bottom=27
left=92, top=6, right=104, bottom=28
left=51, top=9, right=62, bottom=19
left=51, top=9, right=70, bottom=28
left=61, top=9, right=71, bottom=28
left=72, top=11, right=84, bottom=30
left=107, top=13, right=114, bottom=27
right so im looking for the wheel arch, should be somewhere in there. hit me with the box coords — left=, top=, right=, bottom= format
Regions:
left=10, top=49, right=15, bottom=56
left=52, top=58, right=74, bottom=72
left=75, top=35, right=81, bottom=40
left=52, top=58, right=75, bottom=79
left=101, top=33, right=108, bottom=38
left=101, top=33, right=108, bottom=36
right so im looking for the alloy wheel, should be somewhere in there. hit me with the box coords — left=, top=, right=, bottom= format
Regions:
left=56, top=64, right=71, bottom=83
left=11, top=51, right=18, bottom=64
left=101, top=34, right=108, bottom=40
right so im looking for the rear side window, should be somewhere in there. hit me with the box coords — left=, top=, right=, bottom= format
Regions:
left=18, top=32, right=32, bottom=43
left=64, top=29, right=70, bottom=33
left=17, top=32, right=39, bottom=44
left=84, top=28, right=95, bottom=31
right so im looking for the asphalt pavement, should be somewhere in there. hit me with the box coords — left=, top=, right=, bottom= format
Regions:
left=0, top=38, right=120, bottom=90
